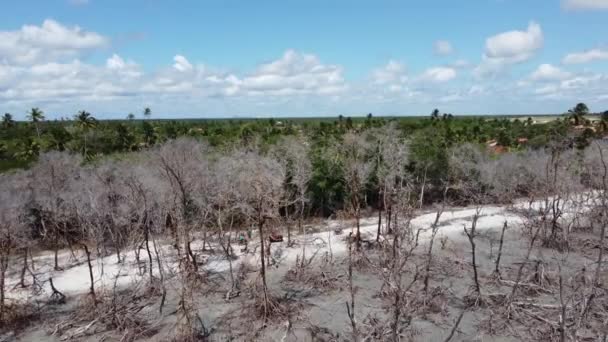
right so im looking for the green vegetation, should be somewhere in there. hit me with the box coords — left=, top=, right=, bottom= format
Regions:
left=1, top=104, right=606, bottom=213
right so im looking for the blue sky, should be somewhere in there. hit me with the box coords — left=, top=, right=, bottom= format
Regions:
left=1, top=0, right=608, bottom=119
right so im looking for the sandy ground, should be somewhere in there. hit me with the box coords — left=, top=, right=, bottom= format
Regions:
left=2, top=195, right=606, bottom=341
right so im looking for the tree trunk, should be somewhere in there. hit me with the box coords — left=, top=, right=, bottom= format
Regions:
left=111, top=228, right=122, bottom=264
left=376, top=205, right=383, bottom=242
left=19, top=248, right=28, bottom=288
left=494, top=221, right=508, bottom=276
left=151, top=236, right=166, bottom=314
left=386, top=204, right=392, bottom=235
left=258, top=214, right=270, bottom=319
left=346, top=239, right=359, bottom=341
left=286, top=220, right=292, bottom=247
left=298, top=200, right=305, bottom=234
left=355, top=208, right=361, bottom=245
left=0, top=254, right=7, bottom=323
left=391, top=276, right=401, bottom=342
left=83, top=244, right=97, bottom=305
left=186, top=230, right=198, bottom=272
left=54, top=236, right=60, bottom=271
left=144, top=226, right=154, bottom=280
left=419, top=168, right=428, bottom=209
left=465, top=229, right=481, bottom=297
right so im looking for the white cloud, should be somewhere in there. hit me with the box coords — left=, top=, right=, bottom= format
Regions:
left=562, top=0, right=608, bottom=10
left=106, top=54, right=142, bottom=78
left=485, top=22, right=543, bottom=62
left=530, top=64, right=572, bottom=81
left=419, top=67, right=457, bottom=83
left=434, top=40, right=453, bottom=56
left=0, top=19, right=108, bottom=65
left=474, top=22, right=543, bottom=78
left=173, top=55, right=193, bottom=72
left=528, top=72, right=608, bottom=101
left=0, top=48, right=348, bottom=113
left=562, top=48, right=608, bottom=64
left=371, top=60, right=407, bottom=84
left=238, top=50, right=346, bottom=96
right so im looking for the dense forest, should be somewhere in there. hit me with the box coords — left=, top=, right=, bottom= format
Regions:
left=1, top=103, right=607, bottom=341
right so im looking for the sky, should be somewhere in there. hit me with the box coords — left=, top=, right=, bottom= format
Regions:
left=1, top=0, right=608, bottom=120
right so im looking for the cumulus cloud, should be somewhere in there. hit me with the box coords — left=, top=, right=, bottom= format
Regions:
left=474, top=22, right=543, bottom=78
left=419, top=67, right=457, bottom=83
left=527, top=71, right=608, bottom=101
left=0, top=19, right=108, bottom=65
left=371, top=60, right=407, bottom=85
left=484, top=22, right=543, bottom=62
left=562, top=0, right=608, bottom=10
left=434, top=40, right=453, bottom=56
left=562, top=48, right=608, bottom=64
left=238, top=50, right=346, bottom=96
left=530, top=64, right=572, bottom=81
left=0, top=44, right=348, bottom=112
left=173, top=55, right=193, bottom=72
left=106, top=54, right=142, bottom=78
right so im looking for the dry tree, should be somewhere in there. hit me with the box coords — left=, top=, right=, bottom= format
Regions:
left=449, top=144, right=492, bottom=304
left=210, top=155, right=250, bottom=299
left=71, top=166, right=105, bottom=305
left=383, top=193, right=421, bottom=341
left=421, top=187, right=449, bottom=299
left=90, top=160, right=133, bottom=264
left=152, top=138, right=211, bottom=272
left=225, top=148, right=287, bottom=323
left=372, top=124, right=409, bottom=241
left=122, top=163, right=161, bottom=282
left=30, top=151, right=83, bottom=271
left=271, top=135, right=312, bottom=246
left=332, top=133, right=372, bottom=246
left=0, top=172, right=31, bottom=325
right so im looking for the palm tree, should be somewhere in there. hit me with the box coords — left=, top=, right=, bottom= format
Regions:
left=431, top=108, right=440, bottom=120
left=143, top=107, right=152, bottom=120
left=568, top=103, right=589, bottom=126
left=74, top=110, right=97, bottom=157
left=127, top=113, right=135, bottom=121
left=1, top=113, right=14, bottom=129
left=27, top=108, right=45, bottom=138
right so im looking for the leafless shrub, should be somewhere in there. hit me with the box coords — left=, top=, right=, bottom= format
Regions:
left=50, top=279, right=157, bottom=342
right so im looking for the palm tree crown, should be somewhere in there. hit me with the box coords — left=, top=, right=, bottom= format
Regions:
left=27, top=108, right=45, bottom=123
left=75, top=110, right=97, bottom=131
left=2, top=113, right=14, bottom=128
left=568, top=103, right=589, bottom=126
